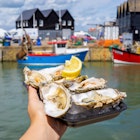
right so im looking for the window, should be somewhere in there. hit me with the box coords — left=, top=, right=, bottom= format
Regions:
left=17, top=22, right=20, bottom=27
left=33, top=20, right=37, bottom=27
left=23, top=21, right=25, bottom=27
left=39, top=19, right=43, bottom=27
left=62, top=20, right=66, bottom=26
left=68, top=20, right=72, bottom=26
left=55, top=23, right=59, bottom=30
left=57, top=44, right=66, bottom=48
left=25, top=21, right=28, bottom=27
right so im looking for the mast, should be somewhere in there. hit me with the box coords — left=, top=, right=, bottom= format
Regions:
left=59, top=10, right=62, bottom=30
left=33, top=13, right=35, bottom=28
left=21, top=12, right=23, bottom=30
left=59, top=10, right=62, bottom=38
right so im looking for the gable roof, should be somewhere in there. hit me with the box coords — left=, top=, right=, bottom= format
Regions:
left=55, top=9, right=67, bottom=18
left=16, top=8, right=38, bottom=21
left=119, top=0, right=140, bottom=13
left=41, top=9, right=54, bottom=17
left=128, top=0, right=140, bottom=12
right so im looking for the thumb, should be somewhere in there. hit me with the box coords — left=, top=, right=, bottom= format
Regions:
left=28, top=86, right=39, bottom=101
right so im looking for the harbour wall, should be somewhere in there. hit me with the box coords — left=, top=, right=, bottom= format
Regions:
left=0, top=45, right=112, bottom=62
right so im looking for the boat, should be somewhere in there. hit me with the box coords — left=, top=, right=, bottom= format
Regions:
left=112, top=47, right=140, bottom=64
left=17, top=41, right=89, bottom=65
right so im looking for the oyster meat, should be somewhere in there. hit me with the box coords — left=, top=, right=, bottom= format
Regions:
left=23, top=67, right=49, bottom=88
left=72, top=88, right=127, bottom=108
left=68, top=77, right=107, bottom=93
left=23, top=65, right=64, bottom=88
left=40, top=82, right=71, bottom=118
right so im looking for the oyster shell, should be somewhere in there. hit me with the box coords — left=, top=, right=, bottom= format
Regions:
left=68, top=77, right=107, bottom=93
left=23, top=65, right=64, bottom=88
left=23, top=67, right=49, bottom=88
left=40, top=83, right=71, bottom=118
left=72, top=88, right=127, bottom=108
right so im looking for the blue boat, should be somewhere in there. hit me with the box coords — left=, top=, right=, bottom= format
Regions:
left=17, top=41, right=88, bottom=66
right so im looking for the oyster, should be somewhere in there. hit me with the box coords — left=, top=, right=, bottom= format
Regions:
left=72, top=88, right=127, bottom=108
left=23, top=67, right=49, bottom=88
left=23, top=65, right=64, bottom=88
left=40, top=83, right=71, bottom=118
left=68, top=77, right=107, bottom=93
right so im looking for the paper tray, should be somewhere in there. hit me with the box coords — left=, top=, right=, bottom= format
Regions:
left=60, top=101, right=127, bottom=127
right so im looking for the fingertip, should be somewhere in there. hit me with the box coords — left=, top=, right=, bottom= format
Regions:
left=28, top=86, right=37, bottom=93
left=28, top=86, right=39, bottom=100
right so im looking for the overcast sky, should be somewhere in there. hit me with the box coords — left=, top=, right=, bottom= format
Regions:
left=0, top=0, right=126, bottom=31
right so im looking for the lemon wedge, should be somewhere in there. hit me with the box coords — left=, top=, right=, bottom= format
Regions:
left=62, top=56, right=82, bottom=80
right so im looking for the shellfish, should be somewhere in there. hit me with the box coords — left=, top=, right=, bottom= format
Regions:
left=23, top=67, right=49, bottom=88
left=40, top=82, right=71, bottom=118
left=67, top=77, right=107, bottom=93
left=23, top=65, right=64, bottom=88
left=23, top=65, right=127, bottom=118
left=72, top=88, right=127, bottom=108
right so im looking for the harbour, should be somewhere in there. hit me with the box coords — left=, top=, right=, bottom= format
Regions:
left=0, top=0, right=140, bottom=139
left=0, top=61, right=139, bottom=140
left=0, top=42, right=112, bottom=62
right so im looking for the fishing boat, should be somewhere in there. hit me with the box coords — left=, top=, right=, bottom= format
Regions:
left=17, top=41, right=89, bottom=65
left=112, top=47, right=140, bottom=64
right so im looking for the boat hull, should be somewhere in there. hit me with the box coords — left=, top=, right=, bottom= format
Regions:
left=17, top=50, right=88, bottom=65
left=112, top=48, right=140, bottom=64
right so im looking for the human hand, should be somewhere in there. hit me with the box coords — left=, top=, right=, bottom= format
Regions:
left=27, top=86, right=67, bottom=140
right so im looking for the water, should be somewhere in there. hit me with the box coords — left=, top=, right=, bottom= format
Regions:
left=0, top=62, right=140, bottom=140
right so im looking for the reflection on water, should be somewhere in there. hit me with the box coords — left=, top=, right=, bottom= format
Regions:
left=0, top=62, right=140, bottom=140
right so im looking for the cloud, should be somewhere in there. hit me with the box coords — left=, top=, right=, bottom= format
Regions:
left=0, top=0, right=24, bottom=8
left=0, top=0, right=126, bottom=31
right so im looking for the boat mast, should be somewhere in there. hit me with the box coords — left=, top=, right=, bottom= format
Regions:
left=21, top=12, right=23, bottom=30
left=59, top=10, right=62, bottom=38
left=33, top=13, right=36, bottom=28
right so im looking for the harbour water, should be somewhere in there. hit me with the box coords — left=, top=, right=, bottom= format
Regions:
left=0, top=62, right=140, bottom=140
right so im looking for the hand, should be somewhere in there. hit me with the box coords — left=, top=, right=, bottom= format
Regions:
left=20, top=86, right=67, bottom=140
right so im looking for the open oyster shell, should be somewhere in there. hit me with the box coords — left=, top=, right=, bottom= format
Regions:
left=72, top=88, right=127, bottom=108
left=40, top=82, right=71, bottom=118
left=23, top=67, right=49, bottom=88
left=68, top=77, right=107, bottom=93
left=23, top=65, right=64, bottom=88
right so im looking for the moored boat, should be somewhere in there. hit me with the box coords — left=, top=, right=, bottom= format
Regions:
left=112, top=47, right=140, bottom=64
left=17, top=41, right=88, bottom=65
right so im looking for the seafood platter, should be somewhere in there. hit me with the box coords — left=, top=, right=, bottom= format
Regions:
left=23, top=64, right=127, bottom=127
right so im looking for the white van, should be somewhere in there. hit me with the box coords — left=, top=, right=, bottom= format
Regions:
left=0, top=29, right=12, bottom=39
left=13, top=28, right=38, bottom=43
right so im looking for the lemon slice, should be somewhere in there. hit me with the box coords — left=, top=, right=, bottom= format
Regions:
left=62, top=56, right=82, bottom=80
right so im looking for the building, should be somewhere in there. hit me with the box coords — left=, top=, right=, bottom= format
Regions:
left=116, top=0, right=140, bottom=41
left=16, top=8, right=74, bottom=39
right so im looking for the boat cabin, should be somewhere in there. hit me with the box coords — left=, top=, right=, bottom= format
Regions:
left=48, top=41, right=67, bottom=54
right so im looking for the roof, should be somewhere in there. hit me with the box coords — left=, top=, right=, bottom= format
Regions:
left=117, top=6, right=121, bottom=17
left=119, top=0, right=140, bottom=13
left=41, top=9, right=54, bottom=17
left=128, top=0, right=140, bottom=12
left=55, top=9, right=67, bottom=17
left=16, top=8, right=38, bottom=21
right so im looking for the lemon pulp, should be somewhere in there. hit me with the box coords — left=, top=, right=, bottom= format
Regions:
left=62, top=56, right=82, bottom=80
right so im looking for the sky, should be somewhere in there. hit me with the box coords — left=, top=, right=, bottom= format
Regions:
left=0, top=0, right=126, bottom=32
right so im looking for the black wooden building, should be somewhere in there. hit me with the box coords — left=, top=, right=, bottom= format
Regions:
left=16, top=8, right=74, bottom=39
left=116, top=0, right=140, bottom=41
